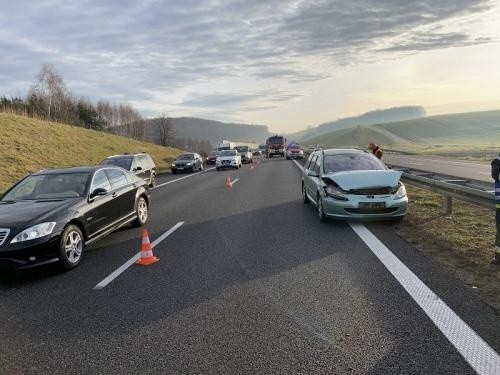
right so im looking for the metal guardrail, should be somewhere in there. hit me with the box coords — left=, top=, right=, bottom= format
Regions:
left=388, top=165, right=495, bottom=213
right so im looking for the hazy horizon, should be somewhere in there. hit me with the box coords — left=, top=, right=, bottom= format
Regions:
left=1, top=0, right=499, bottom=133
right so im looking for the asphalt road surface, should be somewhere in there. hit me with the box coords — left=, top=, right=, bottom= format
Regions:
left=384, top=154, right=491, bottom=182
left=1, top=157, right=499, bottom=374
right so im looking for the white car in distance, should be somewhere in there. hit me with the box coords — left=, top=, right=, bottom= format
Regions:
left=216, top=150, right=242, bottom=170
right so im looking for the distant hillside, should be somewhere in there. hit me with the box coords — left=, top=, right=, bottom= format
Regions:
left=290, top=106, right=426, bottom=141
left=303, top=110, right=500, bottom=153
left=144, top=117, right=270, bottom=146
left=0, top=113, right=182, bottom=192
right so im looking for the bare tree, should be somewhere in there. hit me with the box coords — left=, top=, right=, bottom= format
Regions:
left=152, top=113, right=176, bottom=146
left=29, top=64, right=68, bottom=121
left=96, top=99, right=113, bottom=129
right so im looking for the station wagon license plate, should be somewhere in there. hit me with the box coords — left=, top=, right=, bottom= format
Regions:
left=359, top=202, right=386, bottom=209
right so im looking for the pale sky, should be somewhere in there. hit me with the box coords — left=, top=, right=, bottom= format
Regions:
left=1, top=0, right=499, bottom=133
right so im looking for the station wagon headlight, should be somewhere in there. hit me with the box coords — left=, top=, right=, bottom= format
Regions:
left=11, top=222, right=56, bottom=243
left=393, top=183, right=407, bottom=199
left=324, top=185, right=348, bottom=201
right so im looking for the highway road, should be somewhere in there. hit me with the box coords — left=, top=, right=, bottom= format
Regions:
left=384, top=154, right=492, bottom=183
left=1, top=157, right=499, bottom=374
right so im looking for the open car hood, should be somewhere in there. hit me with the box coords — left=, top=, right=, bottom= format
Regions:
left=324, top=170, right=402, bottom=190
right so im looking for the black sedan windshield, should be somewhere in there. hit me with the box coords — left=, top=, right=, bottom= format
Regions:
left=2, top=173, right=90, bottom=200
left=178, top=154, right=194, bottom=160
left=323, top=154, right=386, bottom=174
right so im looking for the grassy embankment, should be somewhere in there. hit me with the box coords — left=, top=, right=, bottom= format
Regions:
left=0, top=113, right=182, bottom=192
left=400, top=185, right=500, bottom=310
left=304, top=110, right=500, bottom=160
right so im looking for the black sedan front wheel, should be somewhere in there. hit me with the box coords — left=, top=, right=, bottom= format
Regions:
left=133, top=196, right=149, bottom=227
left=59, top=224, right=84, bottom=270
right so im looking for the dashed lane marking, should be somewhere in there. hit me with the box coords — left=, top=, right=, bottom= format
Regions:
left=153, top=168, right=216, bottom=189
left=93, top=222, right=184, bottom=290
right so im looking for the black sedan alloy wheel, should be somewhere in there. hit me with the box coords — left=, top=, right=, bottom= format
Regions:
left=59, top=225, right=84, bottom=270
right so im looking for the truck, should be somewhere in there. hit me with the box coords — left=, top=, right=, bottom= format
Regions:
left=217, top=140, right=234, bottom=151
left=266, top=135, right=287, bottom=158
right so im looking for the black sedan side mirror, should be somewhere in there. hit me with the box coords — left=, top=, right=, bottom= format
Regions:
left=90, top=188, right=108, bottom=199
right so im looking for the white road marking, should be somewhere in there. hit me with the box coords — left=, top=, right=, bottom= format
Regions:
left=153, top=168, right=216, bottom=189
left=93, top=222, right=184, bottom=290
left=290, top=157, right=500, bottom=373
left=349, top=223, right=500, bottom=375
left=231, top=178, right=240, bottom=185
left=292, top=159, right=303, bottom=171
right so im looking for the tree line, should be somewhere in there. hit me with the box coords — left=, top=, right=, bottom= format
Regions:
left=1, top=64, right=220, bottom=154
left=0, top=64, right=146, bottom=140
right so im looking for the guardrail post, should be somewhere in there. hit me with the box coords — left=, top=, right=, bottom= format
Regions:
left=444, top=196, right=453, bottom=216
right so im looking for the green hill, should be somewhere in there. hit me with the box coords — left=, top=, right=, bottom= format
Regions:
left=0, top=113, right=182, bottom=192
left=303, top=110, right=500, bottom=157
left=288, top=106, right=426, bottom=141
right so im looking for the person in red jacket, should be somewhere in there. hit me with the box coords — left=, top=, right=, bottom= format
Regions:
left=368, top=142, right=383, bottom=159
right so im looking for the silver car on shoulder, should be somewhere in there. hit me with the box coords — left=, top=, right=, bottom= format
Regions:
left=301, top=149, right=408, bottom=220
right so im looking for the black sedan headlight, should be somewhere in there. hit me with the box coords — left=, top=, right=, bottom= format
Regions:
left=11, top=222, right=57, bottom=243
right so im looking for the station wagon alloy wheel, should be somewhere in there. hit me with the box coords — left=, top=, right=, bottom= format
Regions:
left=317, top=197, right=326, bottom=222
left=302, top=184, right=309, bottom=204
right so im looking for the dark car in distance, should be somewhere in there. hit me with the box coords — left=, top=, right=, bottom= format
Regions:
left=205, top=151, right=220, bottom=165
left=101, top=152, right=157, bottom=187
left=171, top=153, right=204, bottom=173
left=0, top=166, right=150, bottom=270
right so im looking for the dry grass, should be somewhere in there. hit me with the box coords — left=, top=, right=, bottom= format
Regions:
left=396, top=185, right=500, bottom=310
left=0, top=113, right=182, bottom=192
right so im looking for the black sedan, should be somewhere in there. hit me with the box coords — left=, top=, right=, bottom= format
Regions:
left=0, top=166, right=150, bottom=270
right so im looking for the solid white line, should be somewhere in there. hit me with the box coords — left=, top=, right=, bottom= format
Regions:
left=349, top=223, right=500, bottom=375
left=292, top=159, right=304, bottom=171
left=231, top=178, right=239, bottom=185
left=291, top=158, right=500, bottom=372
left=93, top=222, right=185, bottom=290
left=153, top=168, right=216, bottom=189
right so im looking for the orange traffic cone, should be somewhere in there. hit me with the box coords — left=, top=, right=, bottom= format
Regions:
left=136, top=229, right=159, bottom=265
left=225, top=175, right=232, bottom=188
left=250, top=164, right=254, bottom=170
